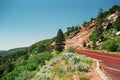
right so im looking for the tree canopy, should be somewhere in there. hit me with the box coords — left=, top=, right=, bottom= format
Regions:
left=55, top=29, right=65, bottom=52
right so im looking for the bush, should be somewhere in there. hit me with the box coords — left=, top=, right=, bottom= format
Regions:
left=67, top=46, right=76, bottom=53
left=58, top=66, right=67, bottom=73
left=68, top=56, right=77, bottom=65
left=39, top=72, right=53, bottom=80
left=102, top=29, right=117, bottom=40
left=90, top=30, right=99, bottom=42
left=38, top=52, right=93, bottom=80
left=15, top=70, right=35, bottom=80
left=50, top=58, right=60, bottom=66
left=39, top=65, right=53, bottom=80
left=101, top=38, right=118, bottom=52
left=61, top=53, right=75, bottom=60
left=77, top=62, right=89, bottom=71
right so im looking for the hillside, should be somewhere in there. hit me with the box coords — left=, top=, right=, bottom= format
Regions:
left=0, top=50, right=5, bottom=52
left=65, top=5, right=120, bottom=53
left=0, top=50, right=6, bottom=56
left=0, top=48, right=25, bottom=56
left=65, top=20, right=95, bottom=49
left=0, top=5, right=120, bottom=80
left=33, top=52, right=95, bottom=80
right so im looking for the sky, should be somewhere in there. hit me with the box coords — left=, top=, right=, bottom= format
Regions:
left=0, top=0, right=120, bottom=50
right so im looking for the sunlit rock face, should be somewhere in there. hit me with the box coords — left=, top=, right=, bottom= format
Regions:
left=65, top=21, right=95, bottom=50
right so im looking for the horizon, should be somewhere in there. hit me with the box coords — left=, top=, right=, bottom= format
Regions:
left=0, top=0, right=120, bottom=50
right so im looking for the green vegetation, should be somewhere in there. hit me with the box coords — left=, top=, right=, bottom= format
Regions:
left=96, top=8, right=104, bottom=39
left=0, top=37, right=55, bottom=80
left=0, top=48, right=25, bottom=56
left=113, top=17, right=120, bottom=31
left=1, top=5, right=120, bottom=80
left=89, top=5, right=120, bottom=53
left=90, top=8, right=104, bottom=42
left=101, top=37, right=120, bottom=52
left=66, top=26, right=80, bottom=37
left=55, top=29, right=65, bottom=52
left=67, top=46, right=76, bottom=53
left=28, top=39, right=54, bottom=53
left=0, top=52, right=53, bottom=80
left=37, top=53, right=92, bottom=80
left=90, top=30, right=100, bottom=42
left=106, top=5, right=120, bottom=14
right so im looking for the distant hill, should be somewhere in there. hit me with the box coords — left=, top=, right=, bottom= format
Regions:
left=0, top=47, right=25, bottom=56
left=0, top=50, right=6, bottom=52
left=0, top=50, right=6, bottom=56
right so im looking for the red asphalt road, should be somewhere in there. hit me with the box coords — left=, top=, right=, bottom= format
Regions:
left=76, top=50, right=120, bottom=80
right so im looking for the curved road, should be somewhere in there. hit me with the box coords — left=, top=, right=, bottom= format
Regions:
left=76, top=50, right=120, bottom=80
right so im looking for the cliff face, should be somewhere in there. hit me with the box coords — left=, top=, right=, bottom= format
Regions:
left=65, top=21, right=95, bottom=49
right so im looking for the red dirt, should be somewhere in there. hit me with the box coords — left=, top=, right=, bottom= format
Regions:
left=76, top=50, right=120, bottom=80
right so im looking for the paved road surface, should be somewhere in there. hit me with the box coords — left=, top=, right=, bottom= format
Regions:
left=76, top=50, right=120, bottom=80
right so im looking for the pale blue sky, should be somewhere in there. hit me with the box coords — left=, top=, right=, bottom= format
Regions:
left=0, top=0, right=120, bottom=50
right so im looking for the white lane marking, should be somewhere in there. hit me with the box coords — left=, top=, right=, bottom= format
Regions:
left=105, top=67, right=120, bottom=72
left=95, top=60, right=109, bottom=80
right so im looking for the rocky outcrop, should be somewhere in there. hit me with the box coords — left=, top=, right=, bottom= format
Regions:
left=108, top=11, right=120, bottom=22
left=116, top=31, right=120, bottom=36
left=103, top=12, right=120, bottom=30
left=65, top=12, right=120, bottom=50
left=102, top=22, right=112, bottom=30
left=65, top=22, right=95, bottom=49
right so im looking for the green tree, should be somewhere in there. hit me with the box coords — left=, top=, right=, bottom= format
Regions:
left=55, top=29, right=65, bottom=52
left=38, top=44, right=46, bottom=53
left=66, top=27, right=71, bottom=36
left=114, top=17, right=120, bottom=31
left=90, top=8, right=104, bottom=42
left=109, top=5, right=120, bottom=14
left=83, top=21, right=87, bottom=27
left=4, top=62, right=14, bottom=73
left=96, top=8, right=104, bottom=38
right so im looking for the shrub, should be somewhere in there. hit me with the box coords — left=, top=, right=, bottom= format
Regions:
left=102, top=29, right=117, bottom=40
left=67, top=46, right=76, bottom=53
left=101, top=39, right=118, bottom=52
left=77, top=62, right=89, bottom=71
left=38, top=52, right=93, bottom=80
left=90, top=30, right=99, bottom=42
left=61, top=53, right=75, bottom=60
left=39, top=73, right=53, bottom=80
left=58, top=66, right=67, bottom=73
left=15, top=70, right=35, bottom=80
left=50, top=58, right=60, bottom=66
left=40, top=65, right=53, bottom=73
left=68, top=57, right=76, bottom=65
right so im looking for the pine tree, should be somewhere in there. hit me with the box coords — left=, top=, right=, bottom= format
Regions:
left=96, top=8, right=104, bottom=39
left=55, top=29, right=65, bottom=52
